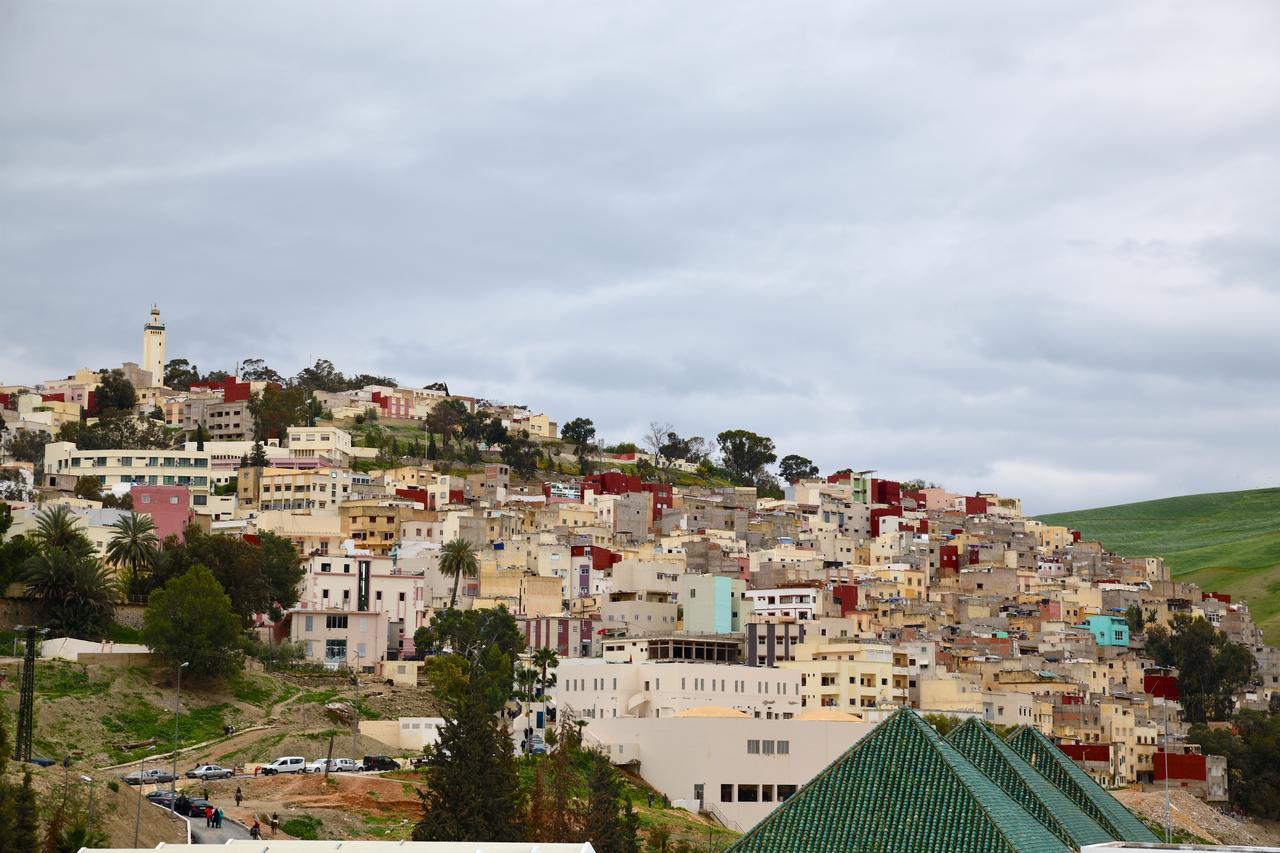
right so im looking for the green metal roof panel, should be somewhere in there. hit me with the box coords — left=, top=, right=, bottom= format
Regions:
left=946, top=718, right=1114, bottom=848
left=1004, top=725, right=1159, bottom=843
left=728, top=709, right=1070, bottom=853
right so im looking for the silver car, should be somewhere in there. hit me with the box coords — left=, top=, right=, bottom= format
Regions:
left=186, top=764, right=234, bottom=780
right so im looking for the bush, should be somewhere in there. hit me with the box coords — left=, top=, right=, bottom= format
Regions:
left=281, top=815, right=323, bottom=840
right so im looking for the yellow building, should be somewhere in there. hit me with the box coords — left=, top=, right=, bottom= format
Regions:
left=340, top=499, right=426, bottom=556
left=781, top=640, right=900, bottom=711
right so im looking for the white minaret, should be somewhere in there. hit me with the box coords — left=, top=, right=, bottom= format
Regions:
left=142, top=305, right=166, bottom=387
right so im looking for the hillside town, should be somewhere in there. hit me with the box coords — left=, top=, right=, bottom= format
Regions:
left=0, top=309, right=1272, bottom=849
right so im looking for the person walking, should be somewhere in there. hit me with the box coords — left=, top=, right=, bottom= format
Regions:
left=234, top=787, right=243, bottom=807
left=205, top=804, right=213, bottom=827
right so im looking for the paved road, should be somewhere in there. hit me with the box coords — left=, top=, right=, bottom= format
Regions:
left=187, top=814, right=251, bottom=844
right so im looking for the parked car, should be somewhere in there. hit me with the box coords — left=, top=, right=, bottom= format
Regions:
left=361, top=755, right=401, bottom=772
left=123, top=768, right=175, bottom=785
left=146, top=790, right=175, bottom=806
left=186, top=764, right=234, bottom=780
left=260, top=756, right=307, bottom=776
left=307, top=758, right=358, bottom=773
left=173, top=795, right=212, bottom=817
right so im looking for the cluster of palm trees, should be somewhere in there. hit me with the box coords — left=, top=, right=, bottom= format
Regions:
left=18, top=504, right=162, bottom=638
left=515, top=647, right=560, bottom=753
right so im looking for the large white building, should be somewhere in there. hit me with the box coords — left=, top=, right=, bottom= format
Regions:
left=586, top=710, right=873, bottom=831
left=43, top=441, right=213, bottom=505
left=555, top=658, right=802, bottom=721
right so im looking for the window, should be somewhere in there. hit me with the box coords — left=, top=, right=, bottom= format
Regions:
left=304, top=616, right=314, bottom=632
left=737, top=784, right=759, bottom=802
left=141, top=495, right=152, bottom=504
left=777, top=740, right=790, bottom=755
left=720, top=784, right=733, bottom=803
left=399, top=592, right=405, bottom=602
left=321, top=562, right=332, bottom=573
left=762, top=740, right=775, bottom=755
left=747, top=740, right=760, bottom=755
left=325, top=615, right=349, bottom=630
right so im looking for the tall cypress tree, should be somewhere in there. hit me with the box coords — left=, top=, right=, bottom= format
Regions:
left=412, top=671, right=522, bottom=842
left=0, top=717, right=14, bottom=844
left=13, top=770, right=39, bottom=852
left=250, top=441, right=268, bottom=467
left=427, top=434, right=439, bottom=461
left=583, top=751, right=634, bottom=853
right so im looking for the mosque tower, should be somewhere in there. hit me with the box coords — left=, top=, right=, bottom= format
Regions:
left=142, top=305, right=165, bottom=387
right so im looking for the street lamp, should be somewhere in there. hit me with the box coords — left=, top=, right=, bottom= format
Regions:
left=134, top=745, right=157, bottom=847
left=170, top=662, right=189, bottom=816
left=80, top=775, right=95, bottom=832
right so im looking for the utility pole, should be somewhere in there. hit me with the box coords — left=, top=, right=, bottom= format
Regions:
left=351, top=651, right=363, bottom=760
left=134, top=747, right=155, bottom=847
left=170, top=661, right=188, bottom=816
left=13, top=625, right=44, bottom=762
left=1163, top=709, right=1171, bottom=843
left=81, top=775, right=96, bottom=832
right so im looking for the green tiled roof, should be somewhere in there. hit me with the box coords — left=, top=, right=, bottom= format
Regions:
left=1004, top=725, right=1159, bottom=842
left=728, top=709, right=1069, bottom=853
left=945, top=718, right=1114, bottom=848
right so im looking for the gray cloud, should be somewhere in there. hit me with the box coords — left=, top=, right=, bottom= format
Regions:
left=2, top=1, right=1279, bottom=513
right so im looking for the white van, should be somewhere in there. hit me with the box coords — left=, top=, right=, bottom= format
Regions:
left=260, top=756, right=307, bottom=776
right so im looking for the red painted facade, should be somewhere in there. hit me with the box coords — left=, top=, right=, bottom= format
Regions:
left=131, top=485, right=193, bottom=541
left=870, top=479, right=901, bottom=506
left=1153, top=752, right=1207, bottom=782
left=571, top=544, right=620, bottom=569
left=964, top=495, right=989, bottom=515
left=870, top=506, right=903, bottom=536
left=1144, top=674, right=1181, bottom=701
left=831, top=584, right=859, bottom=615
left=395, top=487, right=432, bottom=509
left=939, top=545, right=960, bottom=570
left=1058, top=743, right=1110, bottom=763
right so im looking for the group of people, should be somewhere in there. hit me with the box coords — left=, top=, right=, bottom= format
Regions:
left=248, top=811, right=280, bottom=840
left=202, top=804, right=225, bottom=829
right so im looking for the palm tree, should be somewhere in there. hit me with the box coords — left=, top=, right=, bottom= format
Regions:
left=515, top=665, right=539, bottom=753
left=105, top=512, right=160, bottom=597
left=532, top=647, right=559, bottom=697
left=29, top=504, right=90, bottom=553
left=440, top=538, right=479, bottom=609
left=23, top=547, right=118, bottom=638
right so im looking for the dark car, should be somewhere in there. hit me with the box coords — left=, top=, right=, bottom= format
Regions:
left=361, top=755, right=400, bottom=772
left=174, top=795, right=213, bottom=817
left=146, top=790, right=175, bottom=806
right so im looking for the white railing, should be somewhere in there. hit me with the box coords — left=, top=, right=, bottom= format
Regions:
left=705, top=801, right=743, bottom=833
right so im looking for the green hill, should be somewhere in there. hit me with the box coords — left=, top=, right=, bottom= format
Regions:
left=1037, top=488, right=1280, bottom=643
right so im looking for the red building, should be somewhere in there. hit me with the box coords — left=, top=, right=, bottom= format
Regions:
left=870, top=479, right=901, bottom=506
left=831, top=584, right=859, bottom=615
left=964, top=495, right=989, bottom=515
left=131, top=485, right=193, bottom=542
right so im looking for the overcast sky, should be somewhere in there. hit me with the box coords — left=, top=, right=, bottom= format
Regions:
left=2, top=2, right=1278, bottom=514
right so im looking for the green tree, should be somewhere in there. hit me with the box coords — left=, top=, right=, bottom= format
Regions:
left=483, top=417, right=510, bottom=448
left=412, top=660, right=523, bottom=842
left=716, top=429, right=777, bottom=485
left=237, top=358, right=283, bottom=383
left=29, top=504, right=89, bottom=553
left=1146, top=614, right=1255, bottom=723
left=105, top=512, right=160, bottom=598
left=4, top=429, right=51, bottom=465
left=501, top=430, right=539, bottom=481
left=142, top=564, right=243, bottom=678
left=294, top=358, right=347, bottom=393
left=194, top=422, right=206, bottom=451
left=347, top=373, right=398, bottom=390
left=249, top=440, right=268, bottom=467
left=425, top=606, right=525, bottom=713
left=73, top=476, right=104, bottom=502
left=159, top=526, right=301, bottom=622
left=583, top=751, right=638, bottom=853
left=923, top=713, right=963, bottom=736
left=13, top=769, right=39, bottom=851
left=440, top=538, right=479, bottom=610
left=23, top=544, right=117, bottom=638
left=94, top=369, right=138, bottom=414
left=778, top=454, right=818, bottom=484
left=561, top=418, right=596, bottom=448
left=73, top=410, right=170, bottom=450
left=532, top=647, right=559, bottom=696
left=427, top=399, right=468, bottom=451
left=164, top=358, right=201, bottom=391
left=248, top=384, right=307, bottom=442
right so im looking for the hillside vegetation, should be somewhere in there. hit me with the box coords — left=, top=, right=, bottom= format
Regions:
left=1038, top=488, right=1280, bottom=641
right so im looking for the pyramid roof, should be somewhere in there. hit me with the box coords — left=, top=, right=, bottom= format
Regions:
left=728, top=709, right=1069, bottom=853
left=1003, top=725, right=1159, bottom=842
left=945, top=718, right=1114, bottom=848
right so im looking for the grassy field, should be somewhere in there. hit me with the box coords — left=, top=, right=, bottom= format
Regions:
left=1038, top=488, right=1280, bottom=641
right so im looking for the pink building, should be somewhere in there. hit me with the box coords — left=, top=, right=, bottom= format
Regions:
left=131, top=485, right=193, bottom=541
